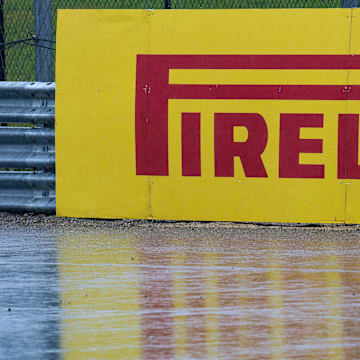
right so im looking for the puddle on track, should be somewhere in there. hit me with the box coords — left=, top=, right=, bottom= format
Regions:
left=1, top=225, right=360, bottom=359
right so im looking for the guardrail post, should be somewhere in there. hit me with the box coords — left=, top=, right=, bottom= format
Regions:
left=34, top=0, right=53, bottom=82
left=342, top=0, right=359, bottom=7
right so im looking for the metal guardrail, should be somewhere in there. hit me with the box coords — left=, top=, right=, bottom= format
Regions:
left=0, top=82, right=55, bottom=214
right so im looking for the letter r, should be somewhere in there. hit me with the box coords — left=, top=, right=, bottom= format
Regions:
left=214, top=113, right=268, bottom=177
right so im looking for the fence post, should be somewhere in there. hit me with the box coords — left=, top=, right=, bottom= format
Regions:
left=342, top=0, right=359, bottom=7
left=34, top=0, right=53, bottom=82
left=0, top=0, right=5, bottom=81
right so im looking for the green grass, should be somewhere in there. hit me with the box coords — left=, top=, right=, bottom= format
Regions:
left=3, top=0, right=343, bottom=81
left=3, top=0, right=34, bottom=81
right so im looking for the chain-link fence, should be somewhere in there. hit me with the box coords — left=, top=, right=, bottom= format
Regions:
left=0, top=0, right=357, bottom=82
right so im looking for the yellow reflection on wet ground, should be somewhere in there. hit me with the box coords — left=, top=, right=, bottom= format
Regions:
left=58, top=233, right=141, bottom=359
left=57, top=227, right=360, bottom=359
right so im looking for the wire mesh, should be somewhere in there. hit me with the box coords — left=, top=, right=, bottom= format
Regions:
left=0, top=0, right=354, bottom=81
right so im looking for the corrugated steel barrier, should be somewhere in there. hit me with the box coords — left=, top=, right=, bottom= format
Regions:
left=0, top=82, right=55, bottom=214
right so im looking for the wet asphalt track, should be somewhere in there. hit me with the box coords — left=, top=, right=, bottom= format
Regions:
left=1, top=215, right=360, bottom=359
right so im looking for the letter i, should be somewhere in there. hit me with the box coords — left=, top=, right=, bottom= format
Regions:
left=182, top=113, right=201, bottom=176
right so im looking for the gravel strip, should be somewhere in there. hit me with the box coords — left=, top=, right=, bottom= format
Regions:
left=0, top=211, right=360, bottom=234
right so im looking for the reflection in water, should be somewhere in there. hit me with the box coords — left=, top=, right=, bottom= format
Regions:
left=57, top=228, right=360, bottom=359
left=0, top=229, right=60, bottom=360
left=268, top=255, right=285, bottom=360
left=58, top=234, right=140, bottom=359
left=139, top=241, right=174, bottom=360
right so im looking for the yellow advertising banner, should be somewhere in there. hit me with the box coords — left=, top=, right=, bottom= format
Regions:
left=56, top=9, right=360, bottom=223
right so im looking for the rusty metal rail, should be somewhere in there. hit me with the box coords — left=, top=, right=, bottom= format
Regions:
left=0, top=82, right=55, bottom=214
